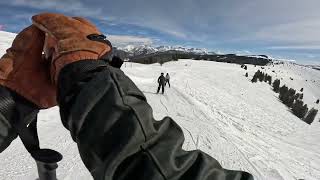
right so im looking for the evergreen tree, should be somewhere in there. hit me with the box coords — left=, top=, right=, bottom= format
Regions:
left=300, top=93, right=304, bottom=99
left=300, top=88, right=304, bottom=92
left=279, top=85, right=288, bottom=101
left=273, top=79, right=280, bottom=92
left=172, top=54, right=178, bottom=61
left=288, top=88, right=296, bottom=107
left=251, top=74, right=258, bottom=83
left=159, top=59, right=164, bottom=66
left=292, top=99, right=303, bottom=117
left=148, top=57, right=153, bottom=64
left=316, top=99, right=319, bottom=104
left=294, top=93, right=301, bottom=100
left=287, top=97, right=295, bottom=107
left=245, top=72, right=248, bottom=77
left=304, top=108, right=318, bottom=124
left=258, top=72, right=264, bottom=82
left=288, top=88, right=296, bottom=96
left=280, top=88, right=296, bottom=107
left=263, top=73, right=268, bottom=82
left=292, top=100, right=308, bottom=119
left=302, top=104, right=309, bottom=118
left=267, top=75, right=272, bottom=85
left=251, top=70, right=262, bottom=83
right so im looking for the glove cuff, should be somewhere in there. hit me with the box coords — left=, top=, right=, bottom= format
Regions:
left=52, top=51, right=100, bottom=84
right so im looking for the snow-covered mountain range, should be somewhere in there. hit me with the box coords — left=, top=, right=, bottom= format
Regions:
left=117, top=44, right=213, bottom=56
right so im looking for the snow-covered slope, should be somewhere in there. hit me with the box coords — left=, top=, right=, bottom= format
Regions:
left=124, top=61, right=320, bottom=180
left=253, top=62, right=320, bottom=117
left=0, top=31, right=16, bottom=54
left=0, top=32, right=319, bottom=180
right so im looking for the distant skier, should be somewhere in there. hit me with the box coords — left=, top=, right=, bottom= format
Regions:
left=157, top=72, right=166, bottom=94
left=165, top=73, right=170, bottom=87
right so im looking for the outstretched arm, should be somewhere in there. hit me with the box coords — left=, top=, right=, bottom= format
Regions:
left=57, top=60, right=253, bottom=180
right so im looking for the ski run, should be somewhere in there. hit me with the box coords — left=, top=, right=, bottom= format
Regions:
left=0, top=31, right=320, bottom=180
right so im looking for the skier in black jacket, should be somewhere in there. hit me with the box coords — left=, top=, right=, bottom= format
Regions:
left=0, top=13, right=253, bottom=180
left=157, top=72, right=166, bottom=94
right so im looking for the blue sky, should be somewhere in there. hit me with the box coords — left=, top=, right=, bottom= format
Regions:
left=0, top=0, right=319, bottom=64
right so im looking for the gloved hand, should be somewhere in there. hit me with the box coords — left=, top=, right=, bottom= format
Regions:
left=109, top=56, right=124, bottom=68
left=32, top=13, right=112, bottom=84
left=0, top=25, right=56, bottom=108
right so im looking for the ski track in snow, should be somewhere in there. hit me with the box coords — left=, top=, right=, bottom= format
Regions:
left=0, top=33, right=320, bottom=179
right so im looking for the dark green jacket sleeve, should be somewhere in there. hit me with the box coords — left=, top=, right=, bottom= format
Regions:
left=0, top=86, right=39, bottom=153
left=57, top=60, right=254, bottom=180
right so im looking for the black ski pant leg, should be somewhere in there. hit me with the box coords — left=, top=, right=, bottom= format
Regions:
left=157, top=84, right=161, bottom=93
left=161, top=84, right=165, bottom=94
left=167, top=80, right=170, bottom=87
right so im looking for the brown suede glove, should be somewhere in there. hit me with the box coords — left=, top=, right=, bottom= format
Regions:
left=32, top=13, right=112, bottom=84
left=0, top=25, right=56, bottom=108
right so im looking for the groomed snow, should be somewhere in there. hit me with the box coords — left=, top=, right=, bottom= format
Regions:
left=0, top=32, right=319, bottom=180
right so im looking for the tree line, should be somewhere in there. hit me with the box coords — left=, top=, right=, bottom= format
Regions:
left=129, top=51, right=271, bottom=66
left=251, top=70, right=318, bottom=124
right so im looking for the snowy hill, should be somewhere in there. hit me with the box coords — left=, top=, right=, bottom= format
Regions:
left=0, top=31, right=320, bottom=180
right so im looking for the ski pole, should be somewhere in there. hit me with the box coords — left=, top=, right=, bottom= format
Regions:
left=13, top=113, right=63, bottom=180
